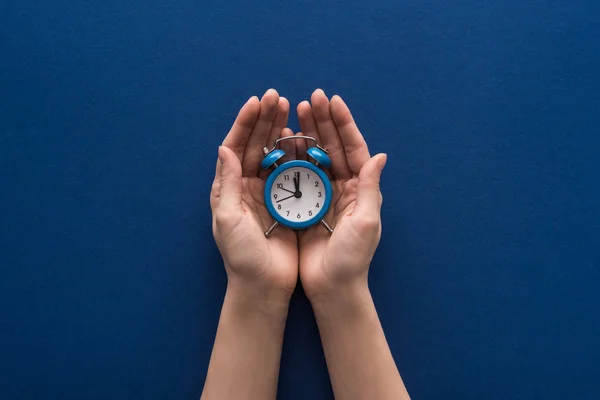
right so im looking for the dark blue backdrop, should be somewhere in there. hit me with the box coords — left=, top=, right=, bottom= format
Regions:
left=1, top=1, right=599, bottom=399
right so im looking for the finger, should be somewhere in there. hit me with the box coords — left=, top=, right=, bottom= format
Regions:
left=279, top=128, right=296, bottom=162
left=242, top=89, right=280, bottom=176
left=217, top=146, right=243, bottom=212
left=210, top=157, right=222, bottom=212
left=295, top=131, right=307, bottom=161
left=330, top=95, right=371, bottom=174
left=310, top=89, right=352, bottom=179
left=222, top=96, right=260, bottom=161
left=297, top=100, right=321, bottom=144
left=266, top=97, right=290, bottom=149
left=259, top=127, right=296, bottom=181
left=355, top=153, right=387, bottom=219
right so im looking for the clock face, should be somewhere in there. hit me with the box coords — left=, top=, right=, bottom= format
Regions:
left=267, top=163, right=330, bottom=227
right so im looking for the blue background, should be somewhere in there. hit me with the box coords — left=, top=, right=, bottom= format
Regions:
left=1, top=1, right=599, bottom=398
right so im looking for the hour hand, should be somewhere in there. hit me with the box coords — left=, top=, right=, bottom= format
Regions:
left=280, top=187, right=295, bottom=195
left=293, top=175, right=299, bottom=193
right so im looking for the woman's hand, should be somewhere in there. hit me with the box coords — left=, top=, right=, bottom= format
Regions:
left=295, top=89, right=387, bottom=302
left=291, top=90, right=409, bottom=400
left=210, top=89, right=298, bottom=303
left=205, top=90, right=408, bottom=400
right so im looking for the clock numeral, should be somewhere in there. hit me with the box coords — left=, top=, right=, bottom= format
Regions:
left=315, top=203, right=320, bottom=208
left=297, top=213, right=301, bottom=219
left=284, top=174, right=290, bottom=180
left=278, top=204, right=282, bottom=210
left=294, top=171, right=300, bottom=178
left=317, top=192, right=322, bottom=197
left=277, top=183, right=283, bottom=189
left=286, top=211, right=290, bottom=216
left=273, top=194, right=278, bottom=199
left=308, top=210, right=313, bottom=216
left=314, top=181, right=319, bottom=187
left=307, top=173, right=310, bottom=179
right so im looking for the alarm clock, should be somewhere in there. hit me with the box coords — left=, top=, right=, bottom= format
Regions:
left=261, top=136, right=334, bottom=237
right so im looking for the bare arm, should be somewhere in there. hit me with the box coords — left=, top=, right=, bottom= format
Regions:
left=203, top=89, right=296, bottom=399
left=201, top=288, right=289, bottom=400
left=297, top=89, right=410, bottom=399
left=312, top=286, right=410, bottom=400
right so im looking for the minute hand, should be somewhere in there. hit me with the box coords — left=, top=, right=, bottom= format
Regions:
left=276, top=194, right=295, bottom=203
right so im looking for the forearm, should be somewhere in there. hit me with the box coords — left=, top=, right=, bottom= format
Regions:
left=311, top=283, right=410, bottom=400
left=201, top=286, right=289, bottom=400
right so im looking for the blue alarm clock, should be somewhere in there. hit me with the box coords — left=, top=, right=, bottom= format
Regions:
left=261, top=136, right=334, bottom=237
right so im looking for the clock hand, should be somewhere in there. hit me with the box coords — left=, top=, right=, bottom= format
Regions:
left=280, top=187, right=295, bottom=195
left=293, top=173, right=302, bottom=198
left=276, top=194, right=295, bottom=203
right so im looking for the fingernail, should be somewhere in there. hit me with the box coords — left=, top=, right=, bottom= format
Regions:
left=279, top=97, right=289, bottom=110
left=263, top=88, right=278, bottom=99
left=380, top=153, right=388, bottom=169
left=331, top=94, right=345, bottom=106
left=218, top=146, right=225, bottom=163
left=314, top=88, right=326, bottom=97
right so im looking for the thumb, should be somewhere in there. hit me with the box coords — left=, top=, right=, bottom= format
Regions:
left=217, top=146, right=243, bottom=211
left=355, top=153, right=387, bottom=218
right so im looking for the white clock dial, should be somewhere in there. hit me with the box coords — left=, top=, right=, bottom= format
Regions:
left=269, top=166, right=326, bottom=223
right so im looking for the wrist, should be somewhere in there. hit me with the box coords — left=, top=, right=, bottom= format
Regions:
left=308, top=280, right=372, bottom=317
left=225, top=280, right=292, bottom=313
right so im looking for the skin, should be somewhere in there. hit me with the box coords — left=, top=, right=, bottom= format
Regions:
left=296, top=89, right=410, bottom=400
left=203, top=89, right=296, bottom=400
left=203, top=88, right=410, bottom=400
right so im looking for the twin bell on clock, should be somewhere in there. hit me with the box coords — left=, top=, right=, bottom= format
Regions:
left=260, top=136, right=333, bottom=238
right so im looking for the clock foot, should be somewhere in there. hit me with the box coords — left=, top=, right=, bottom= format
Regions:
left=320, top=219, right=333, bottom=234
left=264, top=221, right=279, bottom=238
